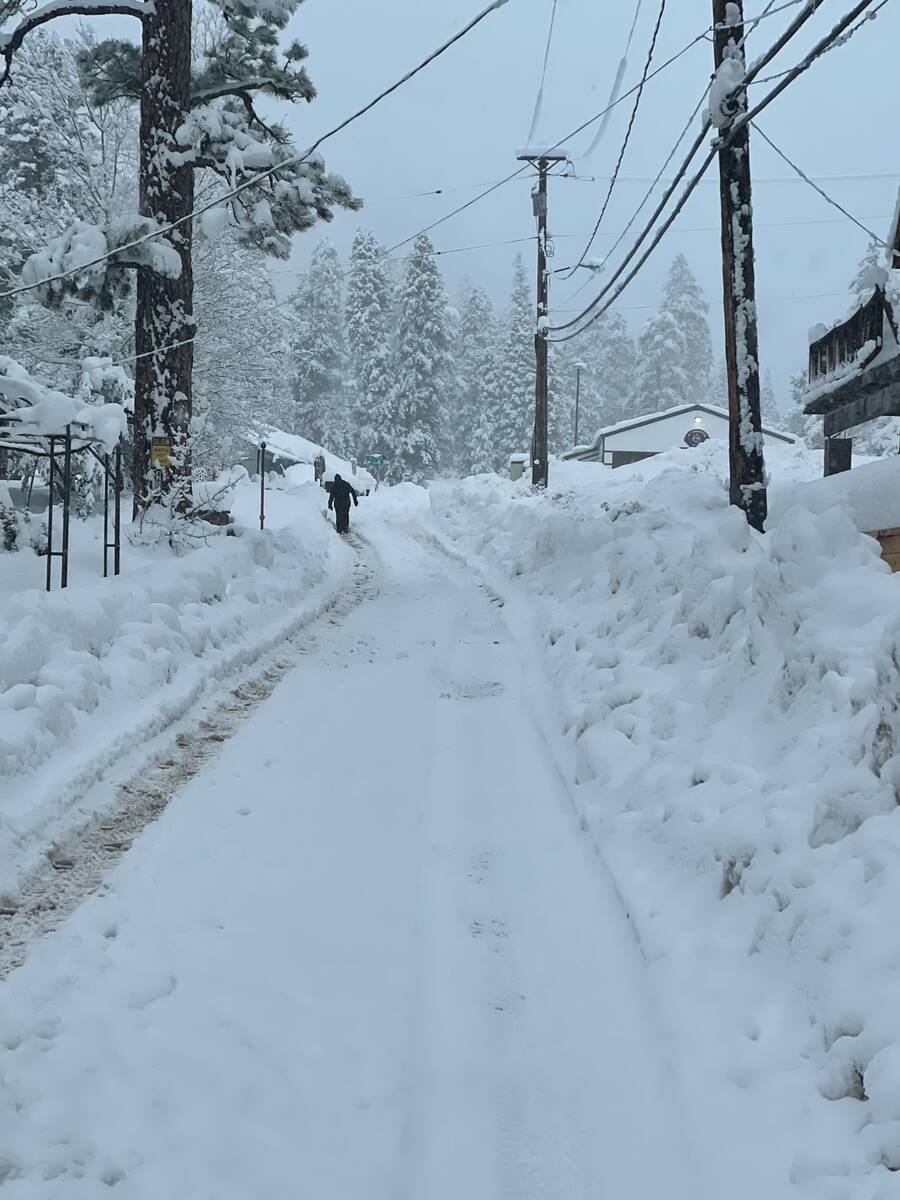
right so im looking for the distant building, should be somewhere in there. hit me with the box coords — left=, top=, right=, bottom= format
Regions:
left=561, top=402, right=795, bottom=469
left=240, top=427, right=376, bottom=494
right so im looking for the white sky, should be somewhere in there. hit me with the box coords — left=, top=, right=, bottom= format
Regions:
left=50, top=0, right=900, bottom=405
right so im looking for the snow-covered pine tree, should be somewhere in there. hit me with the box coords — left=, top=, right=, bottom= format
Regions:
left=634, top=309, right=689, bottom=414
left=0, top=0, right=359, bottom=513
left=386, top=233, right=449, bottom=484
left=661, top=254, right=714, bottom=403
left=192, top=233, right=293, bottom=471
left=440, top=300, right=464, bottom=475
left=787, top=368, right=822, bottom=448
left=0, top=30, right=136, bottom=387
left=851, top=235, right=888, bottom=302
left=760, top=369, right=781, bottom=429
left=570, top=311, right=638, bottom=436
left=548, top=343, right=575, bottom=457
left=290, top=240, right=348, bottom=452
left=345, top=230, right=394, bottom=460
left=456, top=286, right=500, bottom=473
left=494, top=255, right=535, bottom=467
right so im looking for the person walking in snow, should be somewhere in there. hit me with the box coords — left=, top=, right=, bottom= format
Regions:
left=328, top=473, right=358, bottom=534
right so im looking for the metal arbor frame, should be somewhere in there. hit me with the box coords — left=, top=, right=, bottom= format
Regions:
left=0, top=426, right=124, bottom=591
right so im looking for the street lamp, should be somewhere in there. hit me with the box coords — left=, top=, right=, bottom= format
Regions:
left=574, top=362, right=587, bottom=446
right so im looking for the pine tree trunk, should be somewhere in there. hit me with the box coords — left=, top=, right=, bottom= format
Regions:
left=133, top=0, right=194, bottom=515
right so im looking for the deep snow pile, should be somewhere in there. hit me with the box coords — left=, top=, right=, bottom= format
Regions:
left=0, top=475, right=351, bottom=892
left=429, top=443, right=900, bottom=1200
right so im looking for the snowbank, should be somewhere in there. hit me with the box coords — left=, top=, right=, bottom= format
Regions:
left=772, top=454, right=900, bottom=533
left=0, top=477, right=351, bottom=892
left=424, top=442, right=900, bottom=1199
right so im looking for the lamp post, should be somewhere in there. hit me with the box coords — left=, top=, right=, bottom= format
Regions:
left=573, top=362, right=586, bottom=447
left=258, top=440, right=267, bottom=531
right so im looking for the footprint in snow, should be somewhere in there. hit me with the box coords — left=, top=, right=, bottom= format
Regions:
left=440, top=681, right=504, bottom=700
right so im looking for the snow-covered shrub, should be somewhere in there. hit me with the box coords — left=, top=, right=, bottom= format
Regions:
left=0, top=488, right=19, bottom=551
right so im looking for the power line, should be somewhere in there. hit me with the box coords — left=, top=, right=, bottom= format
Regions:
left=560, top=0, right=669, bottom=279
left=579, top=170, right=899, bottom=184
left=562, top=0, right=817, bottom=283
left=525, top=0, right=560, bottom=145
left=0, top=0, right=515, bottom=302
left=582, top=0, right=645, bottom=158
left=751, top=124, right=894, bottom=249
left=551, top=289, right=851, bottom=313
left=548, top=0, right=883, bottom=342
left=550, top=0, right=829, bottom=312
left=748, top=0, right=889, bottom=82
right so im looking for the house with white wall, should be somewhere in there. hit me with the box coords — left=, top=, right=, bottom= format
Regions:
left=561, top=402, right=794, bottom=469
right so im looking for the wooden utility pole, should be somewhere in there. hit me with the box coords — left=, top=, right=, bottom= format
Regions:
left=713, top=0, right=767, bottom=532
left=518, top=150, right=566, bottom=489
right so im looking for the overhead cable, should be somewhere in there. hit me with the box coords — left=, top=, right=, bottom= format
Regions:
left=547, top=0, right=846, bottom=334
left=525, top=0, right=560, bottom=145
left=751, top=124, right=893, bottom=249
left=559, top=0, right=669, bottom=279
left=557, top=0, right=820, bottom=286
left=582, top=0, right=645, bottom=158
left=548, top=0, right=883, bottom=343
left=0, top=0, right=515, bottom=302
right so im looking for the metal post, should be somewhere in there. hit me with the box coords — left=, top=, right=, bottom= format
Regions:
left=46, top=435, right=55, bottom=593
left=114, top=443, right=122, bottom=576
left=713, top=0, right=767, bottom=532
left=103, top=452, right=110, bottom=579
left=258, top=440, right=266, bottom=531
left=574, top=364, right=583, bottom=446
left=60, top=427, right=71, bottom=589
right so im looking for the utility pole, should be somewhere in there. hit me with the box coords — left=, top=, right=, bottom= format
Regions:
left=713, top=0, right=767, bottom=532
left=518, top=149, right=567, bottom=489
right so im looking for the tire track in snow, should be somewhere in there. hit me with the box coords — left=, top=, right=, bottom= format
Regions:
left=0, top=536, right=379, bottom=980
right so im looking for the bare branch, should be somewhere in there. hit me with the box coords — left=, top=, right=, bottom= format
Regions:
left=0, top=2, right=149, bottom=87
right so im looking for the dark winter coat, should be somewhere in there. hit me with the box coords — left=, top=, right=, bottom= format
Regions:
left=328, top=478, right=358, bottom=511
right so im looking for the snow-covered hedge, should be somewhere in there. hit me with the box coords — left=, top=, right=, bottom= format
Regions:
left=431, top=443, right=900, bottom=1198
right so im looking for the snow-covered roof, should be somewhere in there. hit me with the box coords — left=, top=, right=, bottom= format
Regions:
left=574, top=402, right=795, bottom=449
left=247, top=426, right=376, bottom=489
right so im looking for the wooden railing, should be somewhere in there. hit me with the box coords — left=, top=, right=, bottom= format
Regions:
left=808, top=286, right=889, bottom=384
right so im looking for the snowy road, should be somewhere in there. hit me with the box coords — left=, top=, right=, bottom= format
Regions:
left=1, top=524, right=702, bottom=1198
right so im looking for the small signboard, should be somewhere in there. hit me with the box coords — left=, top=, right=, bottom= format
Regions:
left=151, top=436, right=172, bottom=468
left=366, top=454, right=384, bottom=467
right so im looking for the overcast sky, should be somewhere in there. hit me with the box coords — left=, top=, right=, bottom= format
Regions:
left=54, top=0, right=900, bottom=408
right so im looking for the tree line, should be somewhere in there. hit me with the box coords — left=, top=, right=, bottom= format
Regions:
left=0, top=21, right=807, bottom=503
left=290, top=239, right=786, bottom=482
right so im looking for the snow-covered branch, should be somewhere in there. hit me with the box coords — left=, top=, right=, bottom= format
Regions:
left=0, top=354, right=127, bottom=451
left=191, top=76, right=299, bottom=105
left=20, top=214, right=181, bottom=307
left=0, top=1, right=149, bottom=86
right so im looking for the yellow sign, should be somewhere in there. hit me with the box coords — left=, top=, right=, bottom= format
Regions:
left=151, top=437, right=171, bottom=469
